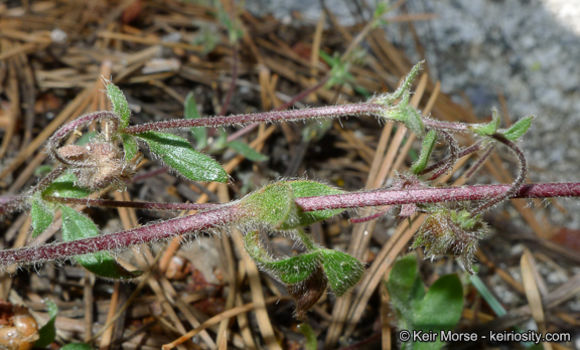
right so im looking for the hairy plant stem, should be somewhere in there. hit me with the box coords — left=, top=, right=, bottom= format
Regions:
left=427, top=130, right=459, bottom=180
left=0, top=204, right=241, bottom=266
left=464, top=144, right=494, bottom=180
left=121, top=101, right=471, bottom=135
left=44, top=196, right=220, bottom=211
left=472, top=134, right=527, bottom=215
left=225, top=76, right=330, bottom=143
left=1, top=182, right=578, bottom=267
left=124, top=103, right=383, bottom=134
left=294, top=182, right=580, bottom=211
left=420, top=142, right=482, bottom=175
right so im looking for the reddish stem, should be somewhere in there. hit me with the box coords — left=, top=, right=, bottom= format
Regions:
left=44, top=196, right=220, bottom=211
left=1, top=182, right=578, bottom=266
left=294, top=182, right=580, bottom=211
left=0, top=205, right=241, bottom=266
left=226, top=76, right=330, bottom=143
left=124, top=103, right=380, bottom=135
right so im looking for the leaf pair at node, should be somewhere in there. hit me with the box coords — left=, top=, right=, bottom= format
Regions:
left=238, top=180, right=364, bottom=317
left=244, top=231, right=364, bottom=318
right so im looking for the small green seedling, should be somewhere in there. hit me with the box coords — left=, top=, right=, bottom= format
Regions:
left=386, top=253, right=464, bottom=350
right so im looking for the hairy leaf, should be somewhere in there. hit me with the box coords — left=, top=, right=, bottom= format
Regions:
left=471, top=110, right=500, bottom=136
left=121, top=134, right=139, bottom=161
left=31, top=197, right=54, bottom=238
left=241, top=182, right=295, bottom=228
left=319, top=249, right=364, bottom=296
left=137, top=131, right=227, bottom=183
left=502, top=116, right=533, bottom=141
left=60, top=206, right=140, bottom=279
left=413, top=274, right=463, bottom=350
left=106, top=82, right=131, bottom=129
left=42, top=172, right=91, bottom=198
left=411, top=129, right=437, bottom=174
left=386, top=253, right=425, bottom=320
left=244, top=231, right=320, bottom=284
left=279, top=180, right=345, bottom=229
left=387, top=254, right=464, bottom=350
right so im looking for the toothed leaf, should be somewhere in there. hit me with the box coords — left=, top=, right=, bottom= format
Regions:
left=106, top=82, right=131, bottom=129
left=137, top=131, right=227, bottom=183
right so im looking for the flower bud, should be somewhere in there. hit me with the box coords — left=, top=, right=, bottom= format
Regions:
left=412, top=208, right=488, bottom=273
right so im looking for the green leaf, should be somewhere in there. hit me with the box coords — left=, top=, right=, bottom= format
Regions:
left=34, top=165, right=53, bottom=177
left=121, top=134, right=139, bottom=161
left=60, top=206, right=140, bottom=279
left=502, top=116, right=533, bottom=141
left=184, top=92, right=207, bottom=149
left=382, top=92, right=425, bottom=136
left=386, top=253, right=425, bottom=318
left=378, top=61, right=424, bottom=105
left=411, top=130, right=437, bottom=174
left=243, top=231, right=321, bottom=284
left=241, top=181, right=346, bottom=231
left=75, top=131, right=97, bottom=146
left=373, top=2, right=389, bottom=20
left=413, top=274, right=463, bottom=331
left=61, top=344, right=94, bottom=350
left=241, top=182, right=295, bottom=228
left=227, top=140, right=268, bottom=162
left=42, top=172, right=91, bottom=198
left=298, top=323, right=318, bottom=350
left=261, top=252, right=322, bottom=284
left=210, top=128, right=229, bottom=151
left=137, top=131, right=227, bottom=183
left=471, top=109, right=500, bottom=136
left=320, top=51, right=351, bottom=88
left=106, top=82, right=131, bottom=129
left=35, top=299, right=58, bottom=348
left=387, top=254, right=464, bottom=350
left=280, top=180, right=345, bottom=229
left=31, top=197, right=54, bottom=238
left=319, top=249, right=364, bottom=296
